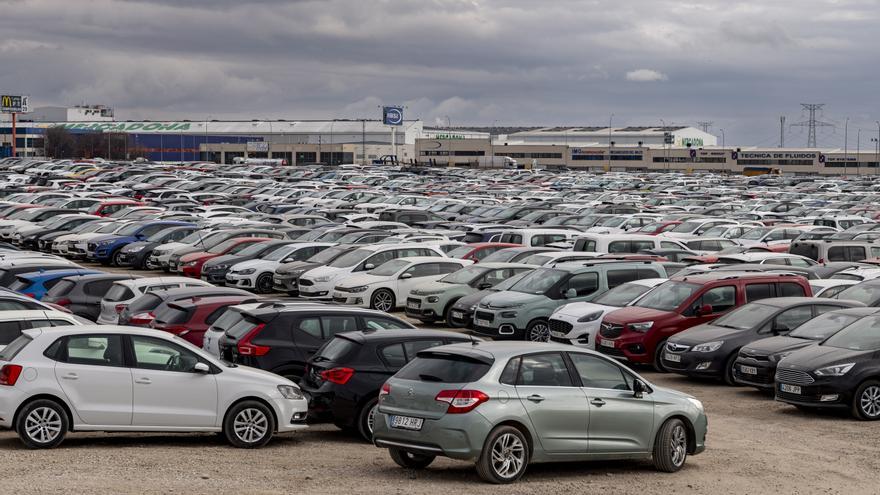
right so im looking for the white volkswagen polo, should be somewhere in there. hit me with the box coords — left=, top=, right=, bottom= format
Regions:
left=0, top=325, right=307, bottom=449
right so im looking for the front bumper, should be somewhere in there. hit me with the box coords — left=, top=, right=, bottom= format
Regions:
left=732, top=356, right=776, bottom=389
left=273, top=274, right=299, bottom=292
left=662, top=349, right=726, bottom=378
left=548, top=315, right=599, bottom=348
left=225, top=273, right=257, bottom=289
left=775, top=377, right=852, bottom=409
left=269, top=395, right=311, bottom=433
left=298, top=280, right=333, bottom=299
left=403, top=296, right=443, bottom=320
left=330, top=290, right=369, bottom=307
left=201, top=271, right=228, bottom=285
left=594, top=333, right=652, bottom=364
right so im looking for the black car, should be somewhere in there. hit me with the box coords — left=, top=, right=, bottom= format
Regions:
left=200, top=239, right=299, bottom=285
left=42, top=273, right=140, bottom=320
left=734, top=307, right=880, bottom=390
left=218, top=305, right=415, bottom=382
left=300, top=329, right=474, bottom=441
left=272, top=244, right=360, bottom=295
left=775, top=313, right=880, bottom=419
left=16, top=215, right=103, bottom=250
left=662, top=297, right=861, bottom=385
left=116, top=225, right=199, bottom=269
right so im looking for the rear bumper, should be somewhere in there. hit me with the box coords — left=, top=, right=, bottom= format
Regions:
left=372, top=409, right=492, bottom=460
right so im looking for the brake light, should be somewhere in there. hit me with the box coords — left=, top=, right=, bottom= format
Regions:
left=320, top=367, right=355, bottom=385
left=434, top=389, right=489, bottom=414
left=237, top=323, right=269, bottom=356
left=115, top=304, right=126, bottom=314
left=817, top=258, right=824, bottom=264
left=23, top=293, right=35, bottom=299
left=129, top=312, right=155, bottom=325
left=0, top=364, right=23, bottom=386
left=53, top=298, right=72, bottom=307
left=380, top=382, right=391, bottom=397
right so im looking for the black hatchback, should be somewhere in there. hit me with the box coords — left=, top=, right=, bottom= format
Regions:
left=300, top=329, right=474, bottom=441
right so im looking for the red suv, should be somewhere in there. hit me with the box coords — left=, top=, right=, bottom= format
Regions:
left=595, top=272, right=812, bottom=370
left=87, top=200, right=145, bottom=217
left=150, top=294, right=260, bottom=346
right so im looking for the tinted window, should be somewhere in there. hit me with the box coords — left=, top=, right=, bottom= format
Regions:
left=84, top=279, right=116, bottom=297
left=0, top=300, right=31, bottom=311
left=0, top=334, right=32, bottom=360
left=381, top=344, right=406, bottom=367
left=396, top=354, right=492, bottom=383
left=695, top=286, right=736, bottom=313
left=827, top=246, right=848, bottom=262
left=517, top=352, right=573, bottom=387
left=296, top=317, right=322, bottom=339
left=569, top=353, right=629, bottom=390
left=500, top=357, right=520, bottom=385
left=779, top=282, right=806, bottom=297
left=46, top=279, right=76, bottom=298
left=62, top=335, right=124, bottom=367
left=564, top=272, right=599, bottom=297
left=746, top=283, right=775, bottom=302
left=361, top=315, right=412, bottom=330
left=606, top=269, right=639, bottom=289
left=0, top=321, right=21, bottom=345
left=322, top=315, right=358, bottom=338
left=403, top=263, right=439, bottom=278
left=773, top=306, right=814, bottom=333
left=104, top=284, right=135, bottom=302
left=403, top=340, right=445, bottom=360
left=315, top=337, right=360, bottom=362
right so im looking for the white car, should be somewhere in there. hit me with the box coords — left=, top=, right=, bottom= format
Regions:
left=810, top=278, right=859, bottom=298
left=225, top=242, right=335, bottom=293
left=331, top=257, right=471, bottom=311
left=97, top=277, right=214, bottom=324
left=0, top=325, right=307, bottom=449
left=201, top=302, right=266, bottom=357
left=548, top=278, right=667, bottom=347
left=49, top=220, right=113, bottom=254
left=0, top=310, right=87, bottom=351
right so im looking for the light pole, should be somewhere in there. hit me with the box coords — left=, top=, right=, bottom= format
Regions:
left=857, top=128, right=861, bottom=175
left=875, top=121, right=880, bottom=175
left=660, top=119, right=669, bottom=171
left=329, top=119, right=336, bottom=165
left=267, top=120, right=273, bottom=159
left=490, top=119, right=498, bottom=167
left=844, top=117, right=849, bottom=176
left=608, top=113, right=614, bottom=171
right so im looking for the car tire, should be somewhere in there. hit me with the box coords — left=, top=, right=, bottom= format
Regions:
left=525, top=319, right=550, bottom=342
left=255, top=273, right=274, bottom=294
left=15, top=399, right=69, bottom=449
left=389, top=447, right=435, bottom=469
left=112, top=249, right=125, bottom=267
left=223, top=400, right=276, bottom=448
left=653, top=339, right=668, bottom=373
left=723, top=353, right=739, bottom=386
left=370, top=289, right=395, bottom=313
left=476, top=425, right=530, bottom=484
left=356, top=397, right=379, bottom=442
left=652, top=418, right=689, bottom=473
left=443, top=299, right=462, bottom=328
left=852, top=380, right=880, bottom=421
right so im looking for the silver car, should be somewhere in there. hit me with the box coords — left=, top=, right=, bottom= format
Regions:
left=373, top=342, right=707, bottom=484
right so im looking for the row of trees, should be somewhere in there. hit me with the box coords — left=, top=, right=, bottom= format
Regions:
left=43, top=127, right=149, bottom=160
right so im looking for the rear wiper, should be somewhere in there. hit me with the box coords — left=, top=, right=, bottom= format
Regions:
left=312, top=356, right=329, bottom=362
left=419, top=374, right=444, bottom=382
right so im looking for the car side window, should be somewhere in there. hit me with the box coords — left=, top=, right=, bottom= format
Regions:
left=403, top=340, right=444, bottom=361
left=364, top=250, right=395, bottom=269
left=0, top=321, right=21, bottom=345
left=131, top=335, right=202, bottom=372
left=380, top=344, right=406, bottom=367
left=827, top=246, right=847, bottom=262
left=746, top=283, right=775, bottom=302
left=660, top=241, right=681, bottom=249
left=563, top=272, right=599, bottom=298
left=849, top=246, right=867, bottom=261
left=500, top=357, right=521, bottom=385
left=607, top=241, right=630, bottom=253
left=516, top=352, right=573, bottom=387
left=607, top=269, right=639, bottom=289
left=296, top=317, right=323, bottom=339
left=695, top=286, right=736, bottom=313
left=438, top=263, right=463, bottom=275
left=631, top=240, right=655, bottom=252
left=60, top=335, right=125, bottom=367
left=84, top=280, right=114, bottom=297
left=772, top=306, right=813, bottom=333
left=0, top=300, right=30, bottom=311
left=778, top=282, right=806, bottom=297
left=361, top=315, right=410, bottom=330
left=204, top=307, right=228, bottom=326
left=403, top=263, right=439, bottom=278
left=568, top=353, right=631, bottom=391
left=321, top=315, right=358, bottom=338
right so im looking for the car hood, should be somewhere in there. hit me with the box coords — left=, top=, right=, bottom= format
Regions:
left=480, top=290, right=545, bottom=309
left=741, top=336, right=815, bottom=356
left=156, top=241, right=188, bottom=252
left=301, top=265, right=347, bottom=280
left=670, top=324, right=746, bottom=346
left=604, top=306, right=676, bottom=324
left=226, top=363, right=297, bottom=386
left=411, top=279, right=461, bottom=295
left=454, top=288, right=496, bottom=308
left=89, top=234, right=124, bottom=243
left=779, top=344, right=871, bottom=370
left=180, top=251, right=215, bottom=263
left=553, top=301, right=617, bottom=318
left=203, top=253, right=248, bottom=269
left=231, top=258, right=276, bottom=271
left=276, top=261, right=319, bottom=275
left=121, top=241, right=154, bottom=253
left=336, top=273, right=387, bottom=288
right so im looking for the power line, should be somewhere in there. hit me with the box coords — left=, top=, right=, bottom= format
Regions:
left=696, top=121, right=713, bottom=133
left=790, top=103, right=834, bottom=148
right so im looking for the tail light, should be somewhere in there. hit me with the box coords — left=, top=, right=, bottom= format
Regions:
left=129, top=312, right=155, bottom=325
left=380, top=382, right=391, bottom=397
left=115, top=304, right=126, bottom=314
left=435, top=389, right=489, bottom=414
left=237, top=323, right=270, bottom=356
left=0, top=364, right=23, bottom=386
left=818, top=258, right=824, bottom=263
left=53, top=298, right=72, bottom=307
left=320, top=367, right=355, bottom=385
left=23, top=293, right=35, bottom=299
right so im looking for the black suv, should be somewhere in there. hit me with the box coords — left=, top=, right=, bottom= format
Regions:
left=300, top=330, right=474, bottom=441
left=42, top=273, right=140, bottom=320
left=218, top=304, right=414, bottom=382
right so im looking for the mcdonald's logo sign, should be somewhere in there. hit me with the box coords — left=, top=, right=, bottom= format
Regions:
left=1, top=94, right=29, bottom=113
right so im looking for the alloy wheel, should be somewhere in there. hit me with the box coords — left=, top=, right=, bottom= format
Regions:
left=24, top=407, right=63, bottom=444
left=373, top=291, right=393, bottom=312
left=860, top=386, right=880, bottom=418
left=233, top=408, right=269, bottom=444
left=366, top=404, right=378, bottom=434
left=490, top=433, right=525, bottom=479
left=528, top=323, right=550, bottom=342
left=670, top=424, right=687, bottom=467
left=257, top=274, right=273, bottom=293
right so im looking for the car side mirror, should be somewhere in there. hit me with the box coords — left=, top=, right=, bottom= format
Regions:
left=363, top=263, right=375, bottom=270
left=400, top=273, right=412, bottom=279
left=773, top=324, right=790, bottom=335
left=633, top=378, right=647, bottom=398
left=193, top=362, right=210, bottom=374
left=477, top=282, right=493, bottom=290
left=695, top=304, right=712, bottom=316
left=564, top=288, right=577, bottom=299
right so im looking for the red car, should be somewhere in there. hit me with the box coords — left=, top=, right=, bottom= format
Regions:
left=631, top=221, right=682, bottom=235
left=87, top=199, right=145, bottom=217
left=179, top=237, right=272, bottom=278
left=150, top=294, right=260, bottom=346
left=594, top=272, right=812, bottom=370
left=447, top=242, right=521, bottom=263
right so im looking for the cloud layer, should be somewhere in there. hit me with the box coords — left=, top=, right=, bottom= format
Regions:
left=0, top=0, right=876, bottom=147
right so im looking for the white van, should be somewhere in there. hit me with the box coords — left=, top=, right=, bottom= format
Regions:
left=571, top=233, right=688, bottom=254
left=494, top=229, right=579, bottom=247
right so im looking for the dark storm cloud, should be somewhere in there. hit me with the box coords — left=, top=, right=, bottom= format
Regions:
left=0, top=0, right=877, bottom=146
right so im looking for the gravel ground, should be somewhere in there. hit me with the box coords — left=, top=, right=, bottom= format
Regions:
left=3, top=263, right=876, bottom=494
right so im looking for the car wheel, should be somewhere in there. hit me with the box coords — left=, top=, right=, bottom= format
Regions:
left=723, top=354, right=739, bottom=386
left=370, top=289, right=395, bottom=313
left=476, top=425, right=530, bottom=484
left=223, top=401, right=276, bottom=448
left=255, top=273, right=274, bottom=294
left=389, top=447, right=435, bottom=469
left=356, top=397, right=379, bottom=442
left=526, top=319, right=550, bottom=342
left=112, top=249, right=126, bottom=267
left=853, top=380, right=880, bottom=420
left=653, top=418, right=688, bottom=472
left=15, top=399, right=69, bottom=449
left=653, top=339, right=668, bottom=373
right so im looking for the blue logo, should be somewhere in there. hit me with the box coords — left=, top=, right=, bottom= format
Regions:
left=383, top=106, right=403, bottom=126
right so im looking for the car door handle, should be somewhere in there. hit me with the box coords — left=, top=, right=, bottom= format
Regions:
left=134, top=378, right=152, bottom=384
left=526, top=394, right=545, bottom=403
left=590, top=398, right=606, bottom=407
left=62, top=373, right=78, bottom=380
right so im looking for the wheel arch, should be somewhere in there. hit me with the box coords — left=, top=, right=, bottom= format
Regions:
left=223, top=396, right=281, bottom=433
left=14, top=394, right=76, bottom=431
left=493, top=419, right=535, bottom=456
left=658, top=414, right=697, bottom=454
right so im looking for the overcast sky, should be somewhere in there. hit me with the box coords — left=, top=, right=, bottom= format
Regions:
left=1, top=0, right=878, bottom=147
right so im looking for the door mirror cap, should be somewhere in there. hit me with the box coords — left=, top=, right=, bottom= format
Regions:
left=363, top=263, right=375, bottom=270
left=696, top=304, right=712, bottom=316
left=477, top=282, right=493, bottom=290
left=564, top=288, right=578, bottom=299
left=193, top=362, right=210, bottom=374
left=400, top=273, right=412, bottom=279
left=633, top=378, right=647, bottom=398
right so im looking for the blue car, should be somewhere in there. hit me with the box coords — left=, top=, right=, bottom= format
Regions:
left=10, top=269, right=104, bottom=300
left=87, top=220, right=195, bottom=265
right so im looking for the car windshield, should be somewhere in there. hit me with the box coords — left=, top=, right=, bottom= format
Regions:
left=440, top=265, right=489, bottom=285
left=711, top=303, right=778, bottom=330
left=835, top=284, right=880, bottom=305
left=308, top=246, right=352, bottom=264
left=115, top=223, right=145, bottom=236
left=670, top=221, right=701, bottom=233
left=480, top=249, right=518, bottom=263
left=510, top=268, right=565, bottom=295
left=790, top=312, right=862, bottom=340
left=369, top=259, right=410, bottom=276
left=519, top=253, right=553, bottom=265
left=446, top=245, right=474, bottom=258
left=701, top=226, right=728, bottom=237
left=261, top=245, right=296, bottom=261
left=97, top=222, right=123, bottom=233
left=593, top=282, right=654, bottom=307
left=179, top=231, right=206, bottom=244
left=328, top=248, right=372, bottom=268
left=236, top=242, right=274, bottom=257
left=635, top=281, right=699, bottom=311
left=823, top=315, right=880, bottom=351
left=740, top=227, right=771, bottom=240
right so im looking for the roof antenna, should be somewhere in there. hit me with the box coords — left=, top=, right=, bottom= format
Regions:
left=469, top=333, right=479, bottom=346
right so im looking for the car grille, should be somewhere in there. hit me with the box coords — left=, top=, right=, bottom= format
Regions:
left=597, top=346, right=626, bottom=358
left=666, top=342, right=690, bottom=353
left=87, top=242, right=97, bottom=251
left=599, top=323, right=623, bottom=339
left=777, top=390, right=821, bottom=403
left=475, top=311, right=494, bottom=323
left=299, top=279, right=314, bottom=287
left=332, top=296, right=348, bottom=303
left=775, top=368, right=815, bottom=385
left=548, top=319, right=572, bottom=333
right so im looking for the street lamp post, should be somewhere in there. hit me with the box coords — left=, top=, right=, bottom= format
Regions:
left=857, top=128, right=861, bottom=175
left=608, top=113, right=614, bottom=171
left=875, top=121, right=880, bottom=175
left=844, top=117, right=849, bottom=176
left=267, top=120, right=273, bottom=159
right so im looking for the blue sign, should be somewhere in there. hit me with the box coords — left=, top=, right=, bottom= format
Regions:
left=383, top=106, right=403, bottom=126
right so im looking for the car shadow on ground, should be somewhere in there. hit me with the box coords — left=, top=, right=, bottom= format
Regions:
left=0, top=431, right=306, bottom=450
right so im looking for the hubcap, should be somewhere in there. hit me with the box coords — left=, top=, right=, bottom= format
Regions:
left=529, top=324, right=550, bottom=342
left=366, top=404, right=378, bottom=434
left=670, top=424, right=687, bottom=467
left=233, top=408, right=268, bottom=444
left=490, top=433, right=525, bottom=478
left=374, top=292, right=393, bottom=312
left=25, top=407, right=62, bottom=444
left=860, top=386, right=880, bottom=417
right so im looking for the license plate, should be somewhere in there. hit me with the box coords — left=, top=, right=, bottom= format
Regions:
left=407, top=301, right=420, bottom=309
left=451, top=310, right=464, bottom=319
left=600, top=339, right=615, bottom=349
left=475, top=318, right=491, bottom=327
left=390, top=415, right=423, bottom=431
left=780, top=383, right=801, bottom=394
left=740, top=365, right=758, bottom=375
left=664, top=353, right=681, bottom=363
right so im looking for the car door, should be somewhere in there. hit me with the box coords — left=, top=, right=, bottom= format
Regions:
left=53, top=334, right=133, bottom=425
left=568, top=352, right=654, bottom=454
left=514, top=352, right=589, bottom=455
left=128, top=335, right=218, bottom=427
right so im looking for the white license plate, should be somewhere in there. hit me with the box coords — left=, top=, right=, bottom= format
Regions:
left=390, top=415, right=423, bottom=431
left=475, top=319, right=491, bottom=327
left=664, top=353, right=681, bottom=363
left=740, top=365, right=758, bottom=375
left=407, top=301, right=420, bottom=309
left=600, top=339, right=615, bottom=349
left=780, top=383, right=801, bottom=394
left=451, top=310, right=464, bottom=319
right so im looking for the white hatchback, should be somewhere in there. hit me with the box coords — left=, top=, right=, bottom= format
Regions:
left=0, top=325, right=308, bottom=449
left=97, top=277, right=214, bottom=324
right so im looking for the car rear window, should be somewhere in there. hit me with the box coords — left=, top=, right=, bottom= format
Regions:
left=105, top=284, right=135, bottom=302
left=8, top=277, right=30, bottom=292
left=127, top=293, right=164, bottom=313
left=226, top=316, right=262, bottom=339
left=395, top=353, right=492, bottom=383
left=46, top=279, right=76, bottom=298
left=153, top=304, right=193, bottom=325
left=0, top=334, right=31, bottom=361
left=315, top=336, right=361, bottom=362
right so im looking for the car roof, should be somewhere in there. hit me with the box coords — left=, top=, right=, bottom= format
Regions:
left=673, top=271, right=806, bottom=283
left=335, top=329, right=473, bottom=344
left=418, top=341, right=597, bottom=361
left=0, top=309, right=74, bottom=321
left=747, top=296, right=858, bottom=308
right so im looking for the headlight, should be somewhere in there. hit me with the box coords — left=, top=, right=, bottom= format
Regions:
left=814, top=363, right=855, bottom=376
left=427, top=296, right=440, bottom=303
left=686, top=397, right=704, bottom=411
left=128, top=245, right=146, bottom=252
left=277, top=385, right=304, bottom=400
left=577, top=311, right=603, bottom=323
left=213, top=264, right=229, bottom=270
left=238, top=268, right=256, bottom=275
left=99, top=240, right=115, bottom=246
left=314, top=276, right=331, bottom=283
left=628, top=321, right=654, bottom=333
left=347, top=285, right=369, bottom=293
left=468, top=305, right=476, bottom=311
left=182, top=261, right=197, bottom=266
left=692, top=341, right=724, bottom=353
